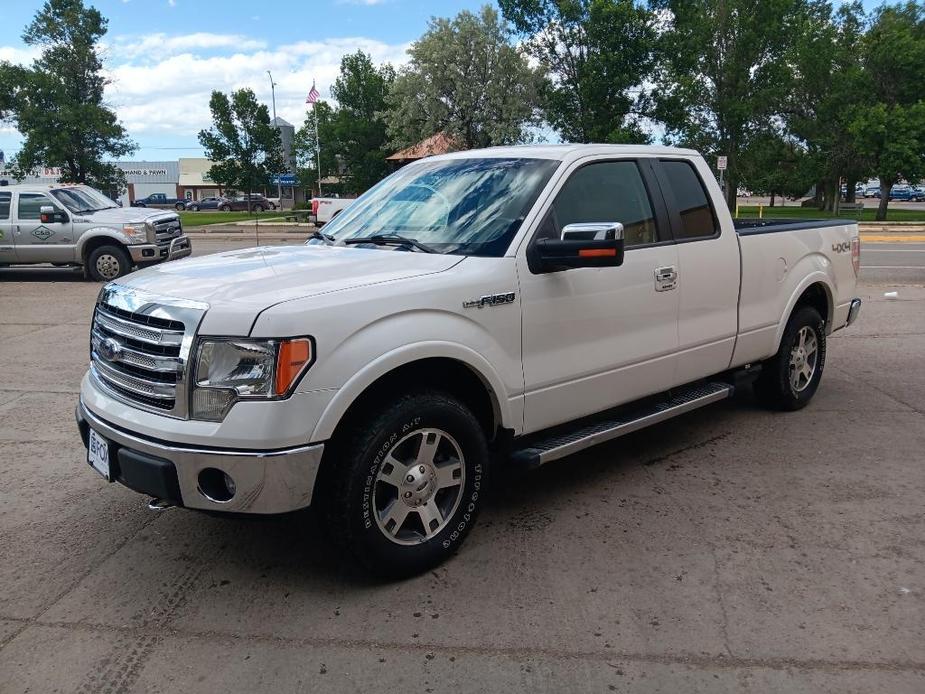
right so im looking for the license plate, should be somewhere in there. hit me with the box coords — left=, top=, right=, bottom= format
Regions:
left=88, top=428, right=111, bottom=481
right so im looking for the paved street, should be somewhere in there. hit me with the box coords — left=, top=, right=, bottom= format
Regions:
left=0, top=240, right=923, bottom=692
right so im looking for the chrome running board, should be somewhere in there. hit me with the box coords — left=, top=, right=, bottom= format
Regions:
left=510, top=382, right=734, bottom=468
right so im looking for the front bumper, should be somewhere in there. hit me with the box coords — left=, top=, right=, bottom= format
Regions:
left=76, top=399, right=324, bottom=514
left=129, top=235, right=192, bottom=264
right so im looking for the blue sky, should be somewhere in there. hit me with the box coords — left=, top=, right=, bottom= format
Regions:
left=0, top=0, right=885, bottom=163
left=0, top=0, right=497, bottom=161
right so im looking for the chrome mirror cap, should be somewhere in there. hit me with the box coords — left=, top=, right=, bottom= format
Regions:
left=561, top=222, right=624, bottom=241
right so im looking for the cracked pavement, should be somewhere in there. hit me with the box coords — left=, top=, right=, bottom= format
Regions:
left=1, top=246, right=923, bottom=693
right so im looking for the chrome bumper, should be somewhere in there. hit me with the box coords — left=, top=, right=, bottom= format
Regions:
left=129, top=235, right=192, bottom=264
left=76, top=400, right=324, bottom=514
left=846, top=298, right=862, bottom=327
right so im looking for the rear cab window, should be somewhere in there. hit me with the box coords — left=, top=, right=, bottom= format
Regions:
left=658, top=160, right=719, bottom=241
left=0, top=192, right=11, bottom=219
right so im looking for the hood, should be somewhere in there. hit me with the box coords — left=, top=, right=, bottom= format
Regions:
left=118, top=244, right=464, bottom=330
left=76, top=207, right=175, bottom=225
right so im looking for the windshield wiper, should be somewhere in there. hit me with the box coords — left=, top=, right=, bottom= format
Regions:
left=307, top=230, right=335, bottom=245
left=343, top=234, right=437, bottom=254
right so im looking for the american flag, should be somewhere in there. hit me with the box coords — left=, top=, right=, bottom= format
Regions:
left=306, top=81, right=320, bottom=104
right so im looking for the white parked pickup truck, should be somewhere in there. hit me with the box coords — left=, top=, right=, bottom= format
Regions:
left=77, top=145, right=861, bottom=577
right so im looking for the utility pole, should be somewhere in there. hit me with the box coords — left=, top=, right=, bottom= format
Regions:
left=267, top=70, right=283, bottom=208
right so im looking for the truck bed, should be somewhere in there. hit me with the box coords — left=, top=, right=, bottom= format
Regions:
left=733, top=218, right=857, bottom=235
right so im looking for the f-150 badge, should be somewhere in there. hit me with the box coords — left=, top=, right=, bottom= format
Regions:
left=463, top=292, right=516, bottom=309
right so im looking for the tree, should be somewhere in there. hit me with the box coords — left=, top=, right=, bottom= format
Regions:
left=0, top=0, right=135, bottom=191
left=785, top=2, right=869, bottom=212
left=851, top=2, right=925, bottom=220
left=499, top=0, right=657, bottom=144
left=385, top=5, right=541, bottom=150
left=294, top=52, right=394, bottom=195
left=198, top=88, right=284, bottom=209
left=652, top=0, right=810, bottom=210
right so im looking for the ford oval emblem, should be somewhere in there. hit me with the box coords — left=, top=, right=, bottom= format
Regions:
left=100, top=337, right=123, bottom=362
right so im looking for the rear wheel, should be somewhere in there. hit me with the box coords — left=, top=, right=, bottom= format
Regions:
left=254, top=205, right=265, bottom=212
left=754, top=306, right=826, bottom=411
left=321, top=390, right=489, bottom=578
left=220, top=204, right=231, bottom=212
left=190, top=205, right=200, bottom=211
left=175, top=202, right=185, bottom=210
left=86, top=244, right=131, bottom=282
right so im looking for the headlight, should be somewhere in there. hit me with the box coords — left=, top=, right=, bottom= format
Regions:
left=122, top=223, right=148, bottom=244
left=191, top=338, right=313, bottom=421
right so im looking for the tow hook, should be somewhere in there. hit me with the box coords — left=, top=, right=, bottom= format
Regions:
left=147, top=497, right=175, bottom=511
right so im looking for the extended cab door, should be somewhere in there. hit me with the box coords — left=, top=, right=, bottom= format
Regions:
left=518, top=158, right=680, bottom=434
left=12, top=191, right=75, bottom=263
left=652, top=159, right=740, bottom=384
left=0, top=191, right=14, bottom=263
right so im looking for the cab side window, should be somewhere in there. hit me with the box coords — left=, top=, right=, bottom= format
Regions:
left=659, top=160, right=718, bottom=240
left=0, top=192, right=11, bottom=219
left=538, top=161, right=659, bottom=247
left=17, top=193, right=60, bottom=221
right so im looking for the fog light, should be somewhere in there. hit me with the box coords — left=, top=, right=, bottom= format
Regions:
left=191, top=388, right=235, bottom=421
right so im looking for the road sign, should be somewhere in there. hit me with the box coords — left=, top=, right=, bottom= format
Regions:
left=272, top=173, right=297, bottom=186
left=717, top=156, right=727, bottom=171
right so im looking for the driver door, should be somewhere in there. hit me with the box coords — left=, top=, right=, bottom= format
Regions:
left=517, top=158, right=680, bottom=434
left=13, top=192, right=74, bottom=263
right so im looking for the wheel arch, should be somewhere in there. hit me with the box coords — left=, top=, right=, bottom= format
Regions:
left=310, top=347, right=512, bottom=445
left=774, top=276, right=834, bottom=352
left=78, top=230, right=130, bottom=264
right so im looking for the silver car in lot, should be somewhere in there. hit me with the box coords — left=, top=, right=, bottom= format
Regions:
left=0, top=183, right=191, bottom=281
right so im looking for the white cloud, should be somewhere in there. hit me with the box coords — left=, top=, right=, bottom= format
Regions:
left=110, top=32, right=267, bottom=59
left=99, top=36, right=410, bottom=137
left=0, top=46, right=41, bottom=65
left=338, top=0, right=389, bottom=5
left=167, top=0, right=176, bottom=6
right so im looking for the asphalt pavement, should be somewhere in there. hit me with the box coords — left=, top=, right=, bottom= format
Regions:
left=0, top=239, right=923, bottom=693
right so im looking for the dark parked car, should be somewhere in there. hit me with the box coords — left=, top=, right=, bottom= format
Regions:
left=185, top=196, right=226, bottom=211
left=218, top=193, right=270, bottom=212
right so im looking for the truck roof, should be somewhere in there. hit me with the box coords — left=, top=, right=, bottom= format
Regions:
left=428, top=143, right=701, bottom=162
left=0, top=182, right=89, bottom=192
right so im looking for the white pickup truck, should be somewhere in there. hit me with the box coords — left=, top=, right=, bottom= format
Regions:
left=77, top=145, right=861, bottom=577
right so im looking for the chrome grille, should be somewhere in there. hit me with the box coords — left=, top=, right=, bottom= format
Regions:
left=89, top=285, right=207, bottom=418
left=152, top=216, right=182, bottom=245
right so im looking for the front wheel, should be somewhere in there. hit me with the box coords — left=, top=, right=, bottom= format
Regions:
left=754, top=306, right=826, bottom=411
left=321, top=390, right=489, bottom=578
left=86, top=244, right=132, bottom=282
left=175, top=202, right=185, bottom=210
left=190, top=205, right=200, bottom=211
left=219, top=205, right=231, bottom=211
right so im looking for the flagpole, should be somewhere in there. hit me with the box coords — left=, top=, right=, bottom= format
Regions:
left=314, top=103, right=322, bottom=197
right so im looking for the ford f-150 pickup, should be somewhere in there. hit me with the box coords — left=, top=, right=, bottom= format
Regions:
left=76, top=145, right=862, bottom=577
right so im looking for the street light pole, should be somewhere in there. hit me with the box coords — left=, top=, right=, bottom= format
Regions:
left=267, top=70, right=283, bottom=208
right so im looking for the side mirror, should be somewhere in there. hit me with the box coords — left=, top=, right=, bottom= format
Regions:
left=531, top=222, right=625, bottom=273
left=39, top=205, right=66, bottom=224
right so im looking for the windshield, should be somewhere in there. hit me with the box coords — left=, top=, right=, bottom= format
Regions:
left=321, top=157, right=559, bottom=256
left=50, top=185, right=119, bottom=213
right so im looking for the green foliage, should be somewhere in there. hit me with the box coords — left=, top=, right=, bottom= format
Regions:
left=385, top=5, right=541, bottom=149
left=294, top=51, right=394, bottom=195
left=500, top=0, right=656, bottom=144
left=0, top=0, right=135, bottom=191
left=850, top=2, right=925, bottom=219
left=294, top=100, right=339, bottom=195
left=784, top=2, right=870, bottom=209
left=652, top=0, right=810, bottom=209
left=198, top=88, right=284, bottom=202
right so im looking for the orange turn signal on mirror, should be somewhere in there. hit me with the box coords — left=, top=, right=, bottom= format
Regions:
left=578, top=248, right=617, bottom=257
left=275, top=338, right=312, bottom=395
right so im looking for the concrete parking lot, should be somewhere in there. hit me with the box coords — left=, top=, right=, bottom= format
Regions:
left=1, top=240, right=923, bottom=693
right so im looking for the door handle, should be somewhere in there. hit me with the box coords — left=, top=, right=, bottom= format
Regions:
left=654, top=266, right=678, bottom=292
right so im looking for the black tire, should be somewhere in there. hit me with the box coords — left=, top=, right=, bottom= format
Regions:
left=754, top=305, right=826, bottom=411
left=254, top=205, right=265, bottom=212
left=86, top=244, right=132, bottom=282
left=220, top=204, right=231, bottom=212
left=175, top=202, right=185, bottom=210
left=190, top=205, right=200, bottom=211
left=321, top=389, right=490, bottom=578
